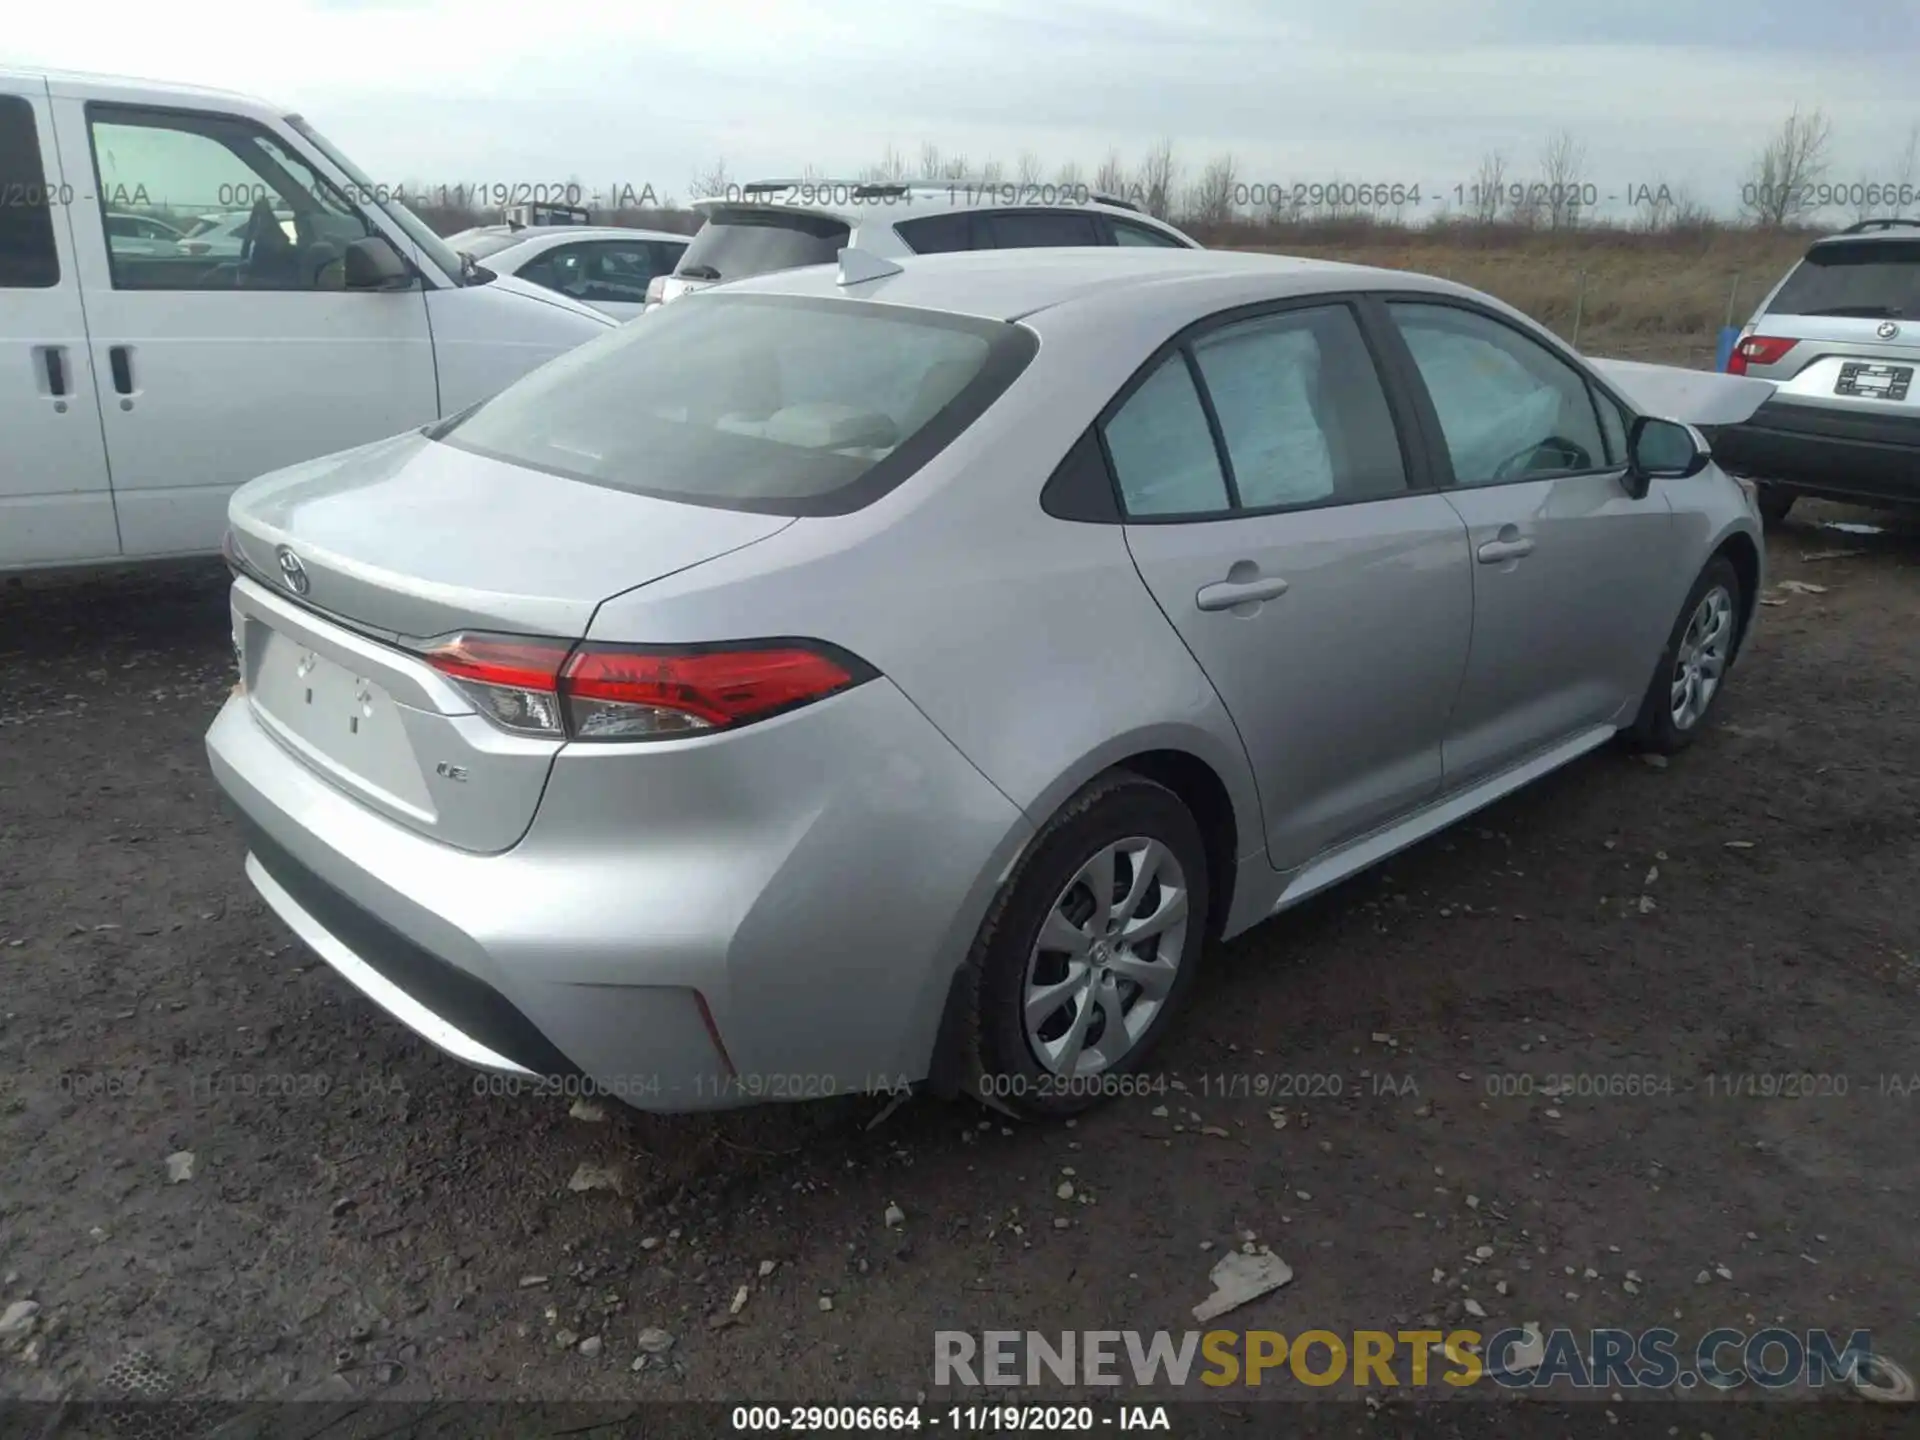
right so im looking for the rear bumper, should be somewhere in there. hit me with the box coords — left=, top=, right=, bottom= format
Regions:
left=1709, top=401, right=1920, bottom=506
left=207, top=678, right=1031, bottom=1110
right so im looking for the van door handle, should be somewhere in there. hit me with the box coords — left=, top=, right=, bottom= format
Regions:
left=1476, top=533, right=1535, bottom=564
left=38, top=346, right=67, bottom=397
left=1196, top=572, right=1290, bottom=612
left=109, top=346, right=135, bottom=396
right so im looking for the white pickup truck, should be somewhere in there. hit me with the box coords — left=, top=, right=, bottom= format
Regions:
left=1, top=68, right=617, bottom=572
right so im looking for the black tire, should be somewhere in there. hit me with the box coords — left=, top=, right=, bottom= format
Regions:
left=1628, top=556, right=1744, bottom=755
left=962, top=771, right=1209, bottom=1121
left=1756, top=485, right=1795, bottom=526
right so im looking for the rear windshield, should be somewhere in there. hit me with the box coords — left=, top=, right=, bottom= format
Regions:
left=439, top=294, right=1037, bottom=515
left=1771, top=240, right=1920, bottom=320
left=676, top=207, right=850, bottom=281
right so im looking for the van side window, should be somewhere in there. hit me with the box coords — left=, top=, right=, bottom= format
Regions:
left=87, top=106, right=377, bottom=292
left=0, top=96, right=60, bottom=288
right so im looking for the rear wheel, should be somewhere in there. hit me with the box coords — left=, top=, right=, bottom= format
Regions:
left=964, top=772, right=1209, bottom=1121
left=1629, top=556, right=1743, bottom=755
left=1756, top=484, right=1795, bottom=526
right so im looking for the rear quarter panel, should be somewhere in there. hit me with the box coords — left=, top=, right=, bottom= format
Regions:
left=584, top=292, right=1267, bottom=858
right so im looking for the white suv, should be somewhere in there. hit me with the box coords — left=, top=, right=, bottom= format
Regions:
left=648, top=180, right=1199, bottom=306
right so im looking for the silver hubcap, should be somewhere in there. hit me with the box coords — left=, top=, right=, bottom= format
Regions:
left=1023, top=837, right=1189, bottom=1076
left=1671, top=585, right=1733, bottom=731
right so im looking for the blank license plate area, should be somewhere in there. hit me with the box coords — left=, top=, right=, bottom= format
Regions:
left=1836, top=363, right=1913, bottom=401
left=248, top=624, right=432, bottom=811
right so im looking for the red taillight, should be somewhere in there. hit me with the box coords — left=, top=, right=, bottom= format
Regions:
left=1728, top=335, right=1797, bottom=375
left=420, top=633, right=572, bottom=691
left=418, top=632, right=571, bottom=737
left=418, top=632, right=870, bottom=742
left=563, top=644, right=866, bottom=740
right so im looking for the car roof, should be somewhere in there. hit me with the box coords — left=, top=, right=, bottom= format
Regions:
left=711, top=247, right=1466, bottom=323
left=6, top=65, right=279, bottom=115
left=1808, top=221, right=1920, bottom=249
left=484, top=226, right=690, bottom=247
left=689, top=187, right=1195, bottom=240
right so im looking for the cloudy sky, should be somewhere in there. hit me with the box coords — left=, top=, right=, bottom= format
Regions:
left=9, top=0, right=1917, bottom=219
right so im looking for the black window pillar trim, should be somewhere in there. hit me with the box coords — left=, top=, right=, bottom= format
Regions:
left=1180, top=345, right=1243, bottom=510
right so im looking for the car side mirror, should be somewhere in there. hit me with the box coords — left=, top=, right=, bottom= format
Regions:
left=1624, top=415, right=1709, bottom=497
left=343, top=235, right=414, bottom=291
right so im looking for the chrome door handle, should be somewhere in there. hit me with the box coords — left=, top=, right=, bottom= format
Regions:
left=1476, top=537, right=1535, bottom=563
left=1196, top=575, right=1290, bottom=611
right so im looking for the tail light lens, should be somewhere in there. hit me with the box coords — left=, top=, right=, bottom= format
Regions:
left=416, top=633, right=874, bottom=742
left=1728, top=335, right=1797, bottom=375
left=418, top=633, right=572, bottom=736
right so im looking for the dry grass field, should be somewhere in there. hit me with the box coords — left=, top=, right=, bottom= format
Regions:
left=417, top=191, right=1818, bottom=370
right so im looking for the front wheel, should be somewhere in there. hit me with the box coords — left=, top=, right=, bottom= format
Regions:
left=963, top=772, right=1209, bottom=1121
left=1629, top=556, right=1743, bottom=755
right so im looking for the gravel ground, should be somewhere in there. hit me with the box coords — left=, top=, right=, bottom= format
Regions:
left=1, top=504, right=1916, bottom=1425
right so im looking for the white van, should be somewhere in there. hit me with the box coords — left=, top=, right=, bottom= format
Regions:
left=1, top=68, right=617, bottom=571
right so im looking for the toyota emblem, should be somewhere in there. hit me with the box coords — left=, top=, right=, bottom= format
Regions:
left=275, top=545, right=310, bottom=595
left=1877, top=321, right=1901, bottom=340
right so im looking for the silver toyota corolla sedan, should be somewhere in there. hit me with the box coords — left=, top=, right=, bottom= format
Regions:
left=208, top=247, right=1765, bottom=1119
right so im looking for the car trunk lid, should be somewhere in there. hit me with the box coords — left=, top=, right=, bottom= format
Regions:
left=225, top=429, right=792, bottom=852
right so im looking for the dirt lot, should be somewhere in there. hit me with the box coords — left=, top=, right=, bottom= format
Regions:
left=1, top=503, right=1917, bottom=1426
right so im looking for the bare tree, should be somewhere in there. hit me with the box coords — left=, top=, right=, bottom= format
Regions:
left=1134, top=138, right=1181, bottom=220
left=859, top=144, right=910, bottom=184
left=918, top=142, right=943, bottom=182
left=977, top=157, right=1006, bottom=185
left=1054, top=159, right=1085, bottom=193
left=1893, top=122, right=1920, bottom=218
left=1183, top=153, right=1239, bottom=230
left=939, top=153, right=972, bottom=181
left=1740, top=106, right=1833, bottom=228
left=688, top=158, right=733, bottom=201
left=1540, top=130, right=1588, bottom=230
left=1469, top=150, right=1508, bottom=225
left=1016, top=150, right=1046, bottom=189
left=1095, top=149, right=1128, bottom=198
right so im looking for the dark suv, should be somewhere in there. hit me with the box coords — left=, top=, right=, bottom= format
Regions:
left=1712, top=219, right=1920, bottom=523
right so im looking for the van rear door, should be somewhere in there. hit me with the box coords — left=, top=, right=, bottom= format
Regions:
left=0, top=73, right=116, bottom=568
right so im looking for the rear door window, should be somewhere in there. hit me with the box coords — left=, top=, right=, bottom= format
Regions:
left=977, top=210, right=1102, bottom=248
left=1189, top=306, right=1407, bottom=509
left=895, top=212, right=977, bottom=254
left=442, top=295, right=1035, bottom=515
left=1111, top=219, right=1188, bottom=248
left=1101, top=357, right=1233, bottom=517
left=1769, top=240, right=1920, bottom=320
left=676, top=207, right=850, bottom=281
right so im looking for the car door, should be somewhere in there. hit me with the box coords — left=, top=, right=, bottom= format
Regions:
left=47, top=89, right=438, bottom=558
left=1377, top=298, right=1679, bottom=788
left=1112, top=299, right=1475, bottom=872
left=0, top=79, right=117, bottom=567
